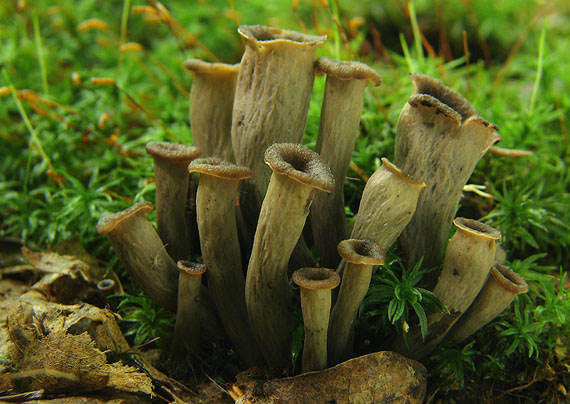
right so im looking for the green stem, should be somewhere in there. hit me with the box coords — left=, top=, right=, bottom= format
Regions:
left=33, top=11, right=49, bottom=96
left=529, top=18, right=547, bottom=114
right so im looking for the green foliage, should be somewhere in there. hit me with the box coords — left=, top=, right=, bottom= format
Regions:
left=431, top=342, right=477, bottom=389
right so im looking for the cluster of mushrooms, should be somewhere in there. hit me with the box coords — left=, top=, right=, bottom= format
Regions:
left=97, top=25, right=529, bottom=374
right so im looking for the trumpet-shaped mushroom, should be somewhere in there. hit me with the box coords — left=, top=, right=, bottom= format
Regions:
left=311, top=57, right=382, bottom=268
left=245, top=143, right=334, bottom=368
left=170, top=261, right=206, bottom=362
left=394, top=73, right=501, bottom=271
left=394, top=217, right=501, bottom=359
left=145, top=142, right=201, bottom=261
left=184, top=59, right=239, bottom=162
left=447, top=263, right=528, bottom=343
left=292, top=267, right=340, bottom=373
left=188, top=157, right=263, bottom=366
left=96, top=202, right=178, bottom=311
left=328, top=239, right=385, bottom=365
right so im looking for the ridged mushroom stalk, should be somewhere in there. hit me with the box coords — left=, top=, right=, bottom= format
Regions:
left=145, top=141, right=201, bottom=261
left=292, top=267, right=340, bottom=373
left=245, top=143, right=334, bottom=368
left=447, top=263, right=528, bottom=343
left=188, top=157, right=263, bottom=366
left=394, top=73, right=502, bottom=270
left=96, top=202, right=178, bottom=312
left=184, top=59, right=239, bottom=162
left=231, top=25, right=326, bottom=233
left=394, top=217, right=501, bottom=359
left=328, top=239, right=385, bottom=365
left=311, top=57, right=382, bottom=268
left=170, top=261, right=206, bottom=362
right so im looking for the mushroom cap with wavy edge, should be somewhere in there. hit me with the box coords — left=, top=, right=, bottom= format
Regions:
left=292, top=267, right=341, bottom=290
left=490, top=263, right=529, bottom=294
left=183, top=59, right=239, bottom=77
left=337, top=239, right=386, bottom=266
left=315, top=57, right=382, bottom=86
left=453, top=217, right=501, bottom=240
left=145, top=142, right=201, bottom=166
left=379, top=157, right=426, bottom=188
left=188, top=157, right=251, bottom=180
left=177, top=260, right=207, bottom=276
left=96, top=201, right=153, bottom=235
left=264, top=143, right=335, bottom=193
left=238, top=24, right=326, bottom=48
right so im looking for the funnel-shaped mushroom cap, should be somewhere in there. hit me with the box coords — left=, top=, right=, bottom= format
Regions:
left=315, top=57, right=381, bottom=86
left=454, top=217, right=501, bottom=240
left=490, top=264, right=528, bottom=294
left=238, top=25, right=326, bottom=47
left=264, top=143, right=334, bottom=192
left=183, top=59, right=239, bottom=77
left=188, top=157, right=251, bottom=180
left=96, top=202, right=153, bottom=235
left=292, top=267, right=340, bottom=290
left=145, top=142, right=201, bottom=165
left=337, top=239, right=386, bottom=266
left=177, top=260, right=207, bottom=276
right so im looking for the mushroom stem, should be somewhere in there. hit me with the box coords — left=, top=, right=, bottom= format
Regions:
left=292, top=267, right=340, bottom=373
left=328, top=239, right=385, bottom=365
left=245, top=143, right=334, bottom=368
left=394, top=218, right=501, bottom=359
left=170, top=261, right=206, bottom=362
left=447, top=263, right=528, bottom=343
left=145, top=142, right=201, bottom=261
left=188, top=157, right=263, bottom=366
left=311, top=57, right=382, bottom=268
left=184, top=59, right=239, bottom=162
left=96, top=202, right=178, bottom=312
left=394, top=73, right=501, bottom=271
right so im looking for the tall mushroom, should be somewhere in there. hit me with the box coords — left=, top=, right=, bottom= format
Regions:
left=145, top=141, right=201, bottom=261
left=96, top=202, right=178, bottom=312
left=328, top=239, right=385, bottom=365
left=292, top=267, right=340, bottom=373
left=184, top=59, right=239, bottom=162
left=310, top=57, right=382, bottom=268
left=447, top=263, right=528, bottom=343
left=394, top=73, right=501, bottom=271
left=245, top=143, right=334, bottom=368
left=188, top=157, right=263, bottom=366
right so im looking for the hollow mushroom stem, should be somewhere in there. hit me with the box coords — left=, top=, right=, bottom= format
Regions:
left=145, top=142, right=201, bottom=261
left=447, top=263, right=528, bottom=343
left=292, top=267, right=340, bottom=373
left=394, top=73, right=502, bottom=271
left=328, top=239, right=385, bottom=365
left=96, top=202, right=178, bottom=311
left=188, top=157, right=263, bottom=366
left=311, top=57, right=382, bottom=268
left=184, top=59, right=239, bottom=162
left=245, top=143, right=334, bottom=369
left=170, top=261, right=206, bottom=362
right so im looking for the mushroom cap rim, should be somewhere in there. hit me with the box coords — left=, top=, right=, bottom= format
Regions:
left=177, top=260, right=207, bottom=275
left=315, top=57, right=381, bottom=86
left=183, top=58, right=239, bottom=76
left=292, top=267, right=341, bottom=290
left=96, top=201, right=154, bottom=235
left=146, top=141, right=201, bottom=164
left=380, top=158, right=425, bottom=189
left=453, top=217, right=501, bottom=240
left=337, top=239, right=386, bottom=265
left=238, top=24, right=326, bottom=47
left=188, top=157, right=251, bottom=180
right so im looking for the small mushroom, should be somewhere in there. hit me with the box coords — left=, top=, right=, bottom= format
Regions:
left=96, top=202, right=178, bottom=311
left=394, top=73, right=502, bottom=271
left=311, top=57, right=382, bottom=268
left=184, top=59, right=239, bottom=162
left=292, top=267, right=340, bottom=373
left=145, top=142, right=201, bottom=261
left=170, top=261, right=206, bottom=362
left=328, top=239, right=385, bottom=365
left=245, top=143, right=334, bottom=368
left=447, top=263, right=528, bottom=343
left=188, top=157, right=263, bottom=366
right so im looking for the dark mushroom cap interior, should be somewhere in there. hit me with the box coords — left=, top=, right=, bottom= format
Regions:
left=315, top=57, right=381, bottom=86
left=145, top=142, right=201, bottom=165
left=337, top=239, right=385, bottom=265
left=490, top=264, right=528, bottom=294
left=264, top=143, right=334, bottom=193
left=96, top=201, right=153, bottom=235
left=292, top=267, right=340, bottom=290
left=453, top=217, right=501, bottom=240
left=177, top=260, right=207, bottom=275
left=188, top=157, right=251, bottom=180
left=407, top=93, right=463, bottom=124
left=238, top=24, right=326, bottom=47
left=183, top=59, right=239, bottom=77
left=380, top=158, right=425, bottom=188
